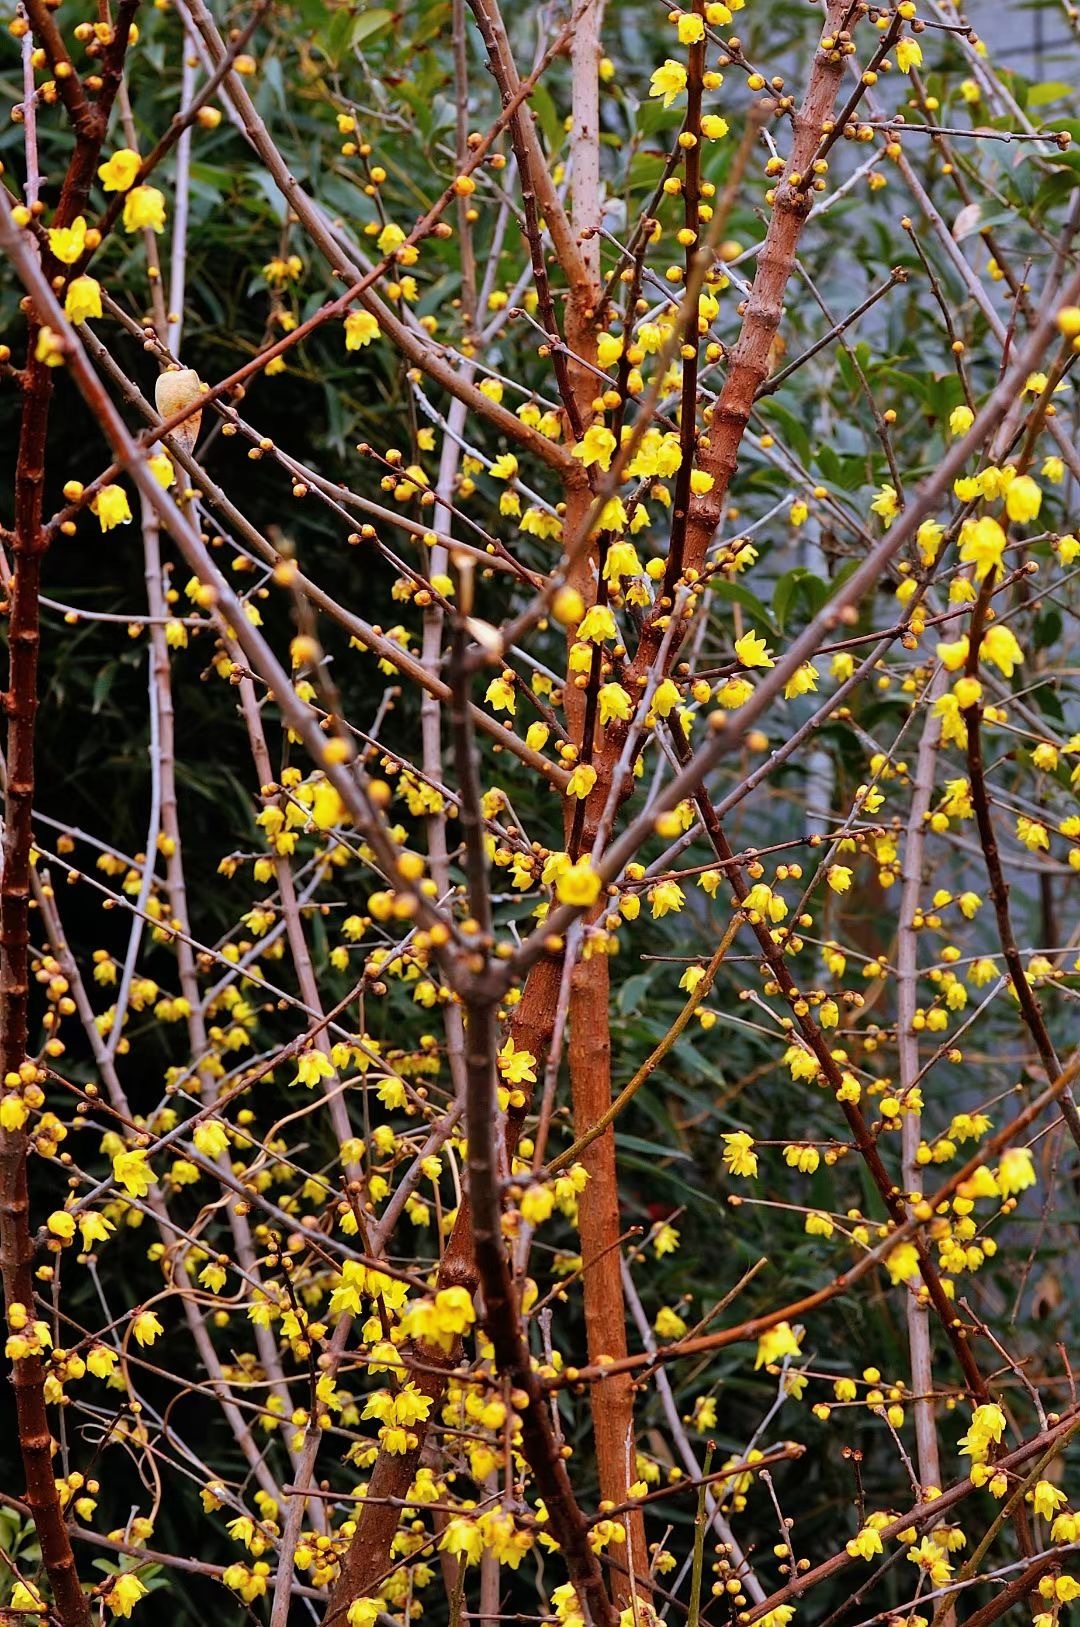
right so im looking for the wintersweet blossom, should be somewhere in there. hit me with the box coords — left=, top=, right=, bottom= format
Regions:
left=996, top=1146, right=1036, bottom=1195
left=572, top=424, right=617, bottom=472
left=98, top=147, right=142, bottom=191
left=755, top=1322, right=801, bottom=1368
left=734, top=630, right=774, bottom=668
left=123, top=185, right=167, bottom=233
left=649, top=59, right=688, bottom=106
left=344, top=311, right=379, bottom=349
left=722, top=1130, right=758, bottom=1178
left=48, top=216, right=89, bottom=269
left=64, top=274, right=103, bottom=323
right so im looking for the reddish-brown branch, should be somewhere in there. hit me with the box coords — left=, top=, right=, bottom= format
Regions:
left=0, top=10, right=139, bottom=1614
left=632, top=0, right=850, bottom=681
left=0, top=337, right=90, bottom=1627
left=324, top=953, right=564, bottom=1622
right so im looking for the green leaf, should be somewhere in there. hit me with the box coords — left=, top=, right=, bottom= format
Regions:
left=351, top=7, right=393, bottom=44
left=1028, top=81, right=1074, bottom=107
left=706, top=579, right=779, bottom=637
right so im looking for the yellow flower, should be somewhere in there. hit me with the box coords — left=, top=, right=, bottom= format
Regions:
left=573, top=424, right=617, bottom=472
left=440, top=1521, right=483, bottom=1566
left=497, top=1039, right=537, bottom=1085
left=47, top=1209, right=76, bottom=1242
left=78, top=1211, right=115, bottom=1251
left=654, top=1305, right=687, bottom=1339
left=885, top=1240, right=919, bottom=1286
left=35, top=328, right=65, bottom=367
left=1004, top=474, right=1041, bottom=524
left=98, top=148, right=142, bottom=192
left=648, top=879, right=685, bottom=917
left=87, top=1344, right=119, bottom=1379
left=64, top=274, right=103, bottom=324
left=734, top=630, right=773, bottom=668
left=566, top=762, right=597, bottom=800
left=949, top=404, right=975, bottom=435
left=485, top=674, right=515, bottom=714
left=722, top=1130, right=758, bottom=1178
left=577, top=604, right=617, bottom=642
left=344, top=310, right=379, bottom=349
left=917, top=518, right=945, bottom=563
left=676, top=11, right=704, bottom=43
left=958, top=1402, right=1006, bottom=1462
left=937, top=636, right=969, bottom=672
left=846, top=1525, right=884, bottom=1561
left=980, top=624, right=1022, bottom=676
left=1016, top=816, right=1049, bottom=852
left=47, top=215, right=88, bottom=266
left=598, top=682, right=633, bottom=725
left=649, top=59, right=688, bottom=107
left=1032, top=1480, right=1068, bottom=1520
left=123, top=186, right=166, bottom=234
left=556, top=858, right=602, bottom=907
left=907, top=1537, right=952, bottom=1586
left=870, top=484, right=899, bottom=526
left=113, top=1148, right=153, bottom=1197
left=996, top=1146, right=1035, bottom=1196
left=755, top=1321, right=801, bottom=1369
left=377, top=220, right=407, bottom=257
left=292, top=1048, right=334, bottom=1088
left=104, top=1572, right=149, bottom=1618
left=701, top=113, right=729, bottom=139
left=132, top=1310, right=163, bottom=1347
left=896, top=37, right=922, bottom=72
left=347, top=1599, right=384, bottom=1627
left=958, top=516, right=1006, bottom=581
left=148, top=452, right=175, bottom=489
left=689, top=468, right=715, bottom=495
left=604, top=540, right=642, bottom=584
left=827, top=865, right=852, bottom=893
left=651, top=677, right=681, bottom=716
left=783, top=661, right=819, bottom=699
left=596, top=333, right=623, bottom=370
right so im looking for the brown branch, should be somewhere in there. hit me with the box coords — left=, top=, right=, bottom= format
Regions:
left=632, top=0, right=851, bottom=681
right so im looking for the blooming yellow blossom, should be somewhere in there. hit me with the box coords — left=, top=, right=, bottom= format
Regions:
left=345, top=311, right=379, bottom=349
left=64, top=274, right=103, bottom=324
left=497, top=1039, right=537, bottom=1085
left=132, top=1310, right=163, bottom=1347
left=980, top=624, right=1022, bottom=677
left=959, top=516, right=1006, bottom=581
left=996, top=1146, right=1035, bottom=1196
left=1004, top=474, right=1042, bottom=524
left=48, top=215, right=88, bottom=265
left=104, top=1573, right=149, bottom=1617
left=573, top=424, right=617, bottom=472
left=566, top=762, right=597, bottom=800
left=648, top=879, right=685, bottom=917
left=722, top=1130, right=758, bottom=1178
left=113, top=1147, right=153, bottom=1197
left=98, top=148, right=142, bottom=191
left=552, top=858, right=600, bottom=910
left=734, top=630, right=774, bottom=668
left=650, top=59, right=688, bottom=107
left=870, top=484, right=899, bottom=527
left=755, top=1321, right=801, bottom=1369
left=123, top=186, right=167, bottom=234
